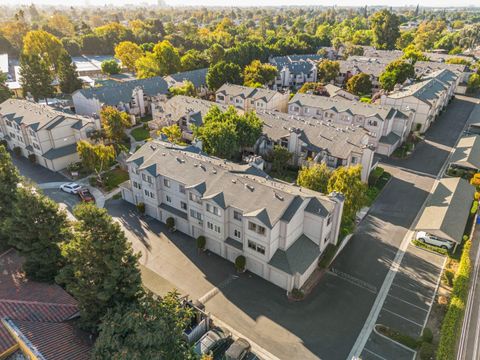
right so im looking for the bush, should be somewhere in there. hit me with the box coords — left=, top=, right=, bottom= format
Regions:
left=412, top=239, right=449, bottom=255
left=27, top=153, right=36, bottom=163
left=235, top=255, right=246, bottom=272
left=368, top=166, right=385, bottom=186
left=470, top=201, right=478, bottom=215
left=196, top=236, right=206, bottom=250
left=415, top=123, right=422, bottom=132
left=443, top=270, right=454, bottom=287
left=377, top=325, right=420, bottom=349
left=436, top=241, right=472, bottom=360
left=136, top=202, right=145, bottom=214
left=291, top=288, right=304, bottom=299
left=0, top=139, right=8, bottom=149
left=422, top=327, right=433, bottom=344
left=419, top=342, right=435, bottom=360
left=13, top=146, right=22, bottom=157
left=166, top=217, right=175, bottom=230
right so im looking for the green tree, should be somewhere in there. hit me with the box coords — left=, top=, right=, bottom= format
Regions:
left=57, top=52, right=82, bottom=94
left=379, top=60, right=415, bottom=91
left=135, top=53, right=160, bottom=79
left=317, top=60, right=340, bottom=83
left=297, top=163, right=332, bottom=193
left=467, top=73, right=480, bottom=93
left=206, top=61, right=243, bottom=91
left=270, top=145, right=292, bottom=176
left=160, top=124, right=185, bottom=145
left=168, top=81, right=196, bottom=97
left=101, top=59, right=120, bottom=75
left=206, top=43, right=225, bottom=64
left=298, top=82, right=327, bottom=95
left=19, top=53, right=55, bottom=102
left=370, top=10, right=400, bottom=50
left=77, top=141, right=115, bottom=182
left=235, top=110, right=263, bottom=149
left=152, top=40, right=181, bottom=76
left=57, top=204, right=142, bottom=332
left=92, top=291, right=195, bottom=360
left=114, top=41, right=143, bottom=72
left=100, top=106, right=131, bottom=143
left=0, top=73, right=12, bottom=103
left=22, top=30, right=64, bottom=69
left=402, top=45, right=429, bottom=64
left=243, top=60, right=278, bottom=87
left=346, top=73, right=372, bottom=96
left=180, top=49, right=209, bottom=71
left=0, top=145, right=20, bottom=248
left=327, top=165, right=367, bottom=221
left=446, top=57, right=472, bottom=66
left=6, top=186, right=70, bottom=282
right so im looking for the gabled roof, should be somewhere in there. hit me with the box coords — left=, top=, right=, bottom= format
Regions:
left=165, top=68, right=208, bottom=88
left=450, top=135, right=480, bottom=170
left=42, top=143, right=78, bottom=160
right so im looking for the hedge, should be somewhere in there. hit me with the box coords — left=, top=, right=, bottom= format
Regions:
left=412, top=239, right=449, bottom=256
left=436, top=240, right=472, bottom=360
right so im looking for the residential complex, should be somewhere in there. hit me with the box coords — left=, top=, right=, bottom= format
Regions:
left=0, top=99, right=100, bottom=171
left=163, top=68, right=209, bottom=96
left=215, top=84, right=289, bottom=112
left=120, top=140, right=344, bottom=291
left=269, top=54, right=321, bottom=89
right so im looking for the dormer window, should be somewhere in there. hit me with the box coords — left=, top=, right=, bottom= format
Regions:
left=206, top=203, right=221, bottom=216
left=248, top=222, right=266, bottom=235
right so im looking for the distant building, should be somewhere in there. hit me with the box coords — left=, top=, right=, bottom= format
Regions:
left=215, top=84, right=289, bottom=112
left=164, top=68, right=209, bottom=96
left=72, top=55, right=123, bottom=78
left=269, top=54, right=321, bottom=89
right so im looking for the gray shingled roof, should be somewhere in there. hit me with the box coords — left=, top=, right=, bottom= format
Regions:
left=159, top=203, right=188, bottom=220
left=42, top=143, right=78, bottom=160
left=415, top=178, right=475, bottom=242
left=379, top=132, right=401, bottom=146
left=270, top=54, right=321, bottom=75
left=216, top=84, right=280, bottom=103
left=128, top=141, right=336, bottom=229
left=225, top=237, right=243, bottom=250
left=450, top=135, right=480, bottom=170
left=165, top=68, right=208, bottom=88
left=268, top=234, right=320, bottom=275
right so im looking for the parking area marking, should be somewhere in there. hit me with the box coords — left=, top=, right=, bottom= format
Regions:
left=390, top=283, right=433, bottom=301
left=329, top=268, right=378, bottom=294
left=197, top=275, right=239, bottom=304
left=382, top=307, right=424, bottom=328
left=363, top=347, right=388, bottom=360
left=386, top=293, right=429, bottom=312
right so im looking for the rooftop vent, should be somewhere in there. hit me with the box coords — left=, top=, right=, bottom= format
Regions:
left=231, top=179, right=236, bottom=184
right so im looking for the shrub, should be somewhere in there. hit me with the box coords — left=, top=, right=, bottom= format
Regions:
left=368, top=166, right=385, bottom=186
left=436, top=241, right=472, bottom=360
left=291, top=288, right=304, bottom=299
left=412, top=239, right=449, bottom=255
left=166, top=217, right=175, bottom=230
left=136, top=202, right=145, bottom=214
left=0, top=139, right=8, bottom=149
left=27, top=153, right=36, bottom=163
left=13, top=146, right=22, bottom=157
left=415, top=123, right=422, bottom=132
left=419, top=342, right=435, bottom=360
left=470, top=201, right=478, bottom=215
left=377, top=325, right=420, bottom=349
left=235, top=255, right=246, bottom=272
left=196, top=236, right=206, bottom=250
left=443, top=270, right=454, bottom=287
left=422, top=327, right=433, bottom=344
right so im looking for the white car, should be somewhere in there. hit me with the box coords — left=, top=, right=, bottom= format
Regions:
left=60, top=183, right=82, bottom=194
left=416, top=231, right=455, bottom=250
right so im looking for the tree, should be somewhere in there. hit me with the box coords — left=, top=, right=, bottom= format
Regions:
left=56, top=204, right=142, bottom=332
left=379, top=60, right=415, bottom=91
left=206, top=61, right=243, bottom=91
left=206, top=43, right=225, bottom=64
left=152, top=40, right=181, bottom=76
left=22, top=30, right=64, bottom=70
left=467, top=73, right=480, bottom=93
left=92, top=292, right=195, bottom=360
left=180, top=49, right=209, bottom=71
left=101, top=59, right=120, bottom=75
left=169, top=81, right=196, bottom=97
left=0, top=73, right=12, bottom=103
left=57, top=52, right=82, bottom=94
left=6, top=186, right=70, bottom=282
left=114, top=41, right=143, bottom=72
left=270, top=145, right=292, bottom=176
left=297, top=163, right=332, bottom=194
left=370, top=10, right=400, bottom=50
left=317, top=60, right=340, bottom=83
left=298, top=82, right=327, bottom=95
left=0, top=145, right=20, bottom=247
left=44, top=14, right=75, bottom=38
left=135, top=53, right=160, bottom=79
left=346, top=73, right=372, bottom=96
left=77, top=141, right=115, bottom=182
left=100, top=106, right=131, bottom=143
left=327, top=165, right=367, bottom=221
left=160, top=124, right=185, bottom=145
left=19, top=53, right=55, bottom=102
left=402, top=45, right=429, bottom=64
left=446, top=57, right=472, bottom=66
left=235, top=110, right=263, bottom=149
left=243, top=60, right=278, bottom=87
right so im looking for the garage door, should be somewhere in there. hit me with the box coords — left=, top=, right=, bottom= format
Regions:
left=145, top=203, right=157, bottom=218
left=175, top=218, right=189, bottom=235
left=226, top=247, right=240, bottom=263
left=207, top=238, right=222, bottom=256
left=122, top=189, right=134, bottom=204
left=269, top=268, right=289, bottom=289
left=247, top=257, right=263, bottom=277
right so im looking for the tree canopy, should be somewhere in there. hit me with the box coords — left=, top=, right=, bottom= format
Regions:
left=370, top=10, right=400, bottom=50
left=317, top=60, right=340, bottom=84
left=346, top=73, right=372, bottom=96
left=206, top=61, right=243, bottom=91
left=100, top=106, right=131, bottom=143
left=379, top=59, right=415, bottom=91
left=243, top=60, right=278, bottom=87
left=114, top=41, right=143, bottom=72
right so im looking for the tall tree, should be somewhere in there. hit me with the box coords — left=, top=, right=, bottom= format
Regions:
left=180, top=49, right=209, bottom=71
left=114, top=41, right=143, bottom=72
left=152, top=40, right=181, bottom=76
left=168, top=81, right=196, bottom=97
left=379, top=59, right=415, bottom=91
left=243, top=60, right=278, bottom=87
left=206, top=61, right=243, bottom=91
left=370, top=10, right=400, bottom=50
left=101, top=59, right=121, bottom=75
left=22, top=30, right=64, bottom=70
left=93, top=292, right=195, bottom=360
left=57, top=52, right=82, bottom=94
left=297, top=163, right=332, bottom=193
left=19, top=53, right=55, bottom=102
left=77, top=140, right=115, bottom=182
left=100, top=106, right=131, bottom=143
left=56, top=204, right=142, bottom=332
left=160, top=124, right=185, bottom=145
left=317, top=60, right=340, bottom=83
left=6, top=187, right=70, bottom=282
left=346, top=73, right=372, bottom=96
left=235, top=110, right=263, bottom=149
left=0, top=73, right=12, bottom=103
left=135, top=53, right=160, bottom=79
left=270, top=145, right=292, bottom=176
left=0, top=145, right=20, bottom=248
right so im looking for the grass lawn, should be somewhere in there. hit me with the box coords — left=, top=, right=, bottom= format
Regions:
left=131, top=127, right=150, bottom=141
left=102, top=168, right=130, bottom=192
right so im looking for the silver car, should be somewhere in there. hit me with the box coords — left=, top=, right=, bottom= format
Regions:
left=416, top=231, right=455, bottom=250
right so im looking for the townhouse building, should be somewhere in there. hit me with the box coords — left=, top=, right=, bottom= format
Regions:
left=256, top=111, right=375, bottom=182
left=337, top=59, right=385, bottom=92
left=0, top=99, right=100, bottom=171
left=323, top=84, right=359, bottom=101
left=215, top=84, right=289, bottom=112
left=120, top=141, right=344, bottom=291
left=288, top=93, right=413, bottom=157
left=379, top=69, right=458, bottom=132
left=163, top=68, right=209, bottom=96
left=269, top=54, right=321, bottom=89
left=72, top=76, right=169, bottom=118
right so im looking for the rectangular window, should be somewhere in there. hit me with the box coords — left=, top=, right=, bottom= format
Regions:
left=181, top=201, right=187, bottom=210
left=247, top=240, right=265, bottom=255
left=33, top=143, right=40, bottom=150
left=207, top=221, right=213, bottom=230
left=248, top=222, right=266, bottom=235
left=190, top=209, right=203, bottom=221
left=233, top=211, right=242, bottom=221
left=149, top=192, right=155, bottom=199
left=166, top=195, right=171, bottom=203
left=234, top=229, right=241, bottom=238
left=144, top=189, right=149, bottom=196
left=5, top=120, right=12, bottom=127
left=142, top=173, right=146, bottom=181
left=207, top=204, right=220, bottom=216
left=214, top=225, right=221, bottom=233
left=189, top=192, right=201, bottom=204
left=29, top=129, right=36, bottom=137
left=179, top=184, right=185, bottom=194
left=163, top=178, right=170, bottom=187
left=147, top=175, right=153, bottom=184
left=327, top=215, right=332, bottom=226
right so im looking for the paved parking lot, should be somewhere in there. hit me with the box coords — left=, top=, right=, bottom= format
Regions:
left=42, top=188, right=80, bottom=214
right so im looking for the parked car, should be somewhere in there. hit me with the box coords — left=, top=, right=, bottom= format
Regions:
left=78, top=188, right=95, bottom=202
left=60, top=183, right=82, bottom=194
left=194, top=328, right=230, bottom=357
left=416, top=231, right=455, bottom=250
left=225, top=338, right=251, bottom=360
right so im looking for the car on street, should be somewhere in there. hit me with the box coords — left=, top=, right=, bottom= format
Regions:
left=60, top=182, right=82, bottom=194
left=194, top=328, right=231, bottom=357
left=416, top=231, right=455, bottom=250
left=78, top=188, right=95, bottom=202
left=225, top=338, right=251, bottom=360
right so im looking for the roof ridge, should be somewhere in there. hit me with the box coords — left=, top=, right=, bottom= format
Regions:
left=0, top=299, right=78, bottom=307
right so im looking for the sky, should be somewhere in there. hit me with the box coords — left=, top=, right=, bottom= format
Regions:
left=2, top=0, right=479, bottom=7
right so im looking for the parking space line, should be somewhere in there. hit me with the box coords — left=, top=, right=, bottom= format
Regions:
left=423, top=256, right=447, bottom=329
left=363, top=347, right=388, bottom=360
left=394, top=270, right=437, bottom=290
left=381, top=308, right=424, bottom=327
left=386, top=293, right=429, bottom=312
left=390, top=283, right=433, bottom=303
